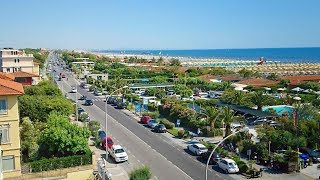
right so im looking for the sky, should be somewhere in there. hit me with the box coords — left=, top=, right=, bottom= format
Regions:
left=0, top=0, right=320, bottom=50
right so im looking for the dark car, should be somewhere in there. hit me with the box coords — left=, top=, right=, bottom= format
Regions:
left=299, top=148, right=320, bottom=163
left=201, top=151, right=221, bottom=165
left=78, top=107, right=85, bottom=115
left=154, top=124, right=167, bottom=133
left=85, top=99, right=93, bottom=106
left=115, top=101, right=126, bottom=109
left=58, top=77, right=62, bottom=81
left=107, top=97, right=116, bottom=104
left=79, top=95, right=87, bottom=100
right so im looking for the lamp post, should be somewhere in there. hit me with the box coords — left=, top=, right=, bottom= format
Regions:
left=205, top=127, right=249, bottom=180
left=105, top=85, right=128, bottom=161
left=76, top=84, right=78, bottom=122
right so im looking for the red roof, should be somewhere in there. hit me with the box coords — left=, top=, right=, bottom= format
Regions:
left=0, top=72, right=15, bottom=81
left=197, top=74, right=216, bottom=82
left=10, top=71, right=39, bottom=78
left=281, top=76, right=320, bottom=85
left=237, top=78, right=279, bottom=87
left=0, top=78, right=24, bottom=95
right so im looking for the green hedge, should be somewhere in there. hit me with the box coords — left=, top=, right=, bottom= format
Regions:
left=167, top=128, right=179, bottom=136
left=30, top=153, right=92, bottom=172
left=129, top=166, right=152, bottom=180
left=160, top=119, right=175, bottom=129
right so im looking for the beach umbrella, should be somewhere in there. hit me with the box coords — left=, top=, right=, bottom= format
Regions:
left=264, top=87, right=271, bottom=91
left=303, top=89, right=312, bottom=93
left=291, top=87, right=304, bottom=92
left=234, top=86, right=243, bottom=91
left=315, top=91, right=320, bottom=95
left=293, top=96, right=301, bottom=101
left=277, top=88, right=286, bottom=91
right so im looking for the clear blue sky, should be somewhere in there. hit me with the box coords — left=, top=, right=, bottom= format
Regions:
left=1, top=0, right=319, bottom=50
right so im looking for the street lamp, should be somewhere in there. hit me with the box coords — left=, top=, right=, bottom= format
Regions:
left=205, top=127, right=249, bottom=180
left=105, top=85, right=128, bottom=161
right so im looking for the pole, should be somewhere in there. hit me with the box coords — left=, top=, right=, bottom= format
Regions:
left=205, top=127, right=248, bottom=180
left=76, top=84, right=78, bottom=122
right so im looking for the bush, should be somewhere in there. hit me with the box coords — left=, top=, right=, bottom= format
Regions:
left=30, top=153, right=92, bottom=172
left=129, top=166, right=152, bottom=180
left=160, top=119, right=175, bottom=129
left=88, top=121, right=100, bottom=137
left=142, top=111, right=160, bottom=119
left=178, top=129, right=185, bottom=138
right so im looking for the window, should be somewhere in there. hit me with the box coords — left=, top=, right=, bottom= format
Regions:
left=17, top=59, right=20, bottom=63
left=2, top=156, right=15, bottom=171
left=14, top=59, right=17, bottom=63
left=0, top=99, right=7, bottom=115
left=0, top=126, right=9, bottom=143
left=6, top=68, right=10, bottom=73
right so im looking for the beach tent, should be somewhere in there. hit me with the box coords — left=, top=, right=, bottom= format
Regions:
left=235, top=86, right=243, bottom=91
left=277, top=88, right=286, bottom=91
left=315, top=91, right=320, bottom=95
left=291, top=87, right=304, bottom=92
left=303, top=89, right=312, bottom=94
left=264, top=87, right=271, bottom=91
left=293, top=96, right=301, bottom=101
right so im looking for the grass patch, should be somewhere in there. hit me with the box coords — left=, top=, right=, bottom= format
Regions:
left=167, top=128, right=179, bottom=137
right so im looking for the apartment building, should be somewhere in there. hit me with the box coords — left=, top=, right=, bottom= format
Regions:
left=0, top=78, right=24, bottom=179
left=0, top=48, right=40, bottom=85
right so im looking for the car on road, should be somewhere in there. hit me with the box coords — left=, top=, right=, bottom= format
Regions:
left=102, top=137, right=114, bottom=150
left=217, top=158, right=239, bottom=174
left=79, top=95, right=87, bottom=100
left=299, top=148, right=320, bottom=163
left=58, top=77, right=62, bottom=81
left=201, top=151, right=221, bottom=164
left=187, top=143, right=208, bottom=155
left=61, top=74, right=66, bottom=78
left=115, top=101, right=126, bottom=109
left=140, top=116, right=151, bottom=124
left=70, top=86, right=77, bottom=93
left=78, top=107, right=85, bottom=115
left=85, top=99, right=93, bottom=106
left=108, top=145, right=128, bottom=163
left=147, top=119, right=158, bottom=128
left=153, top=124, right=167, bottom=133
left=107, top=96, right=116, bottom=104
left=94, top=90, right=103, bottom=96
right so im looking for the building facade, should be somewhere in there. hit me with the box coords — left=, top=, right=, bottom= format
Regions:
left=0, top=78, right=24, bottom=179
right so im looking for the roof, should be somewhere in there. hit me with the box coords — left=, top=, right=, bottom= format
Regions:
left=281, top=75, right=320, bottom=85
left=0, top=72, right=15, bottom=81
left=236, top=78, right=279, bottom=87
left=33, top=61, right=41, bottom=65
left=197, top=74, right=216, bottom=82
left=213, top=101, right=278, bottom=117
left=10, top=71, right=40, bottom=78
left=0, top=78, right=25, bottom=95
left=194, top=143, right=206, bottom=148
left=197, top=74, right=242, bottom=83
left=112, top=145, right=123, bottom=149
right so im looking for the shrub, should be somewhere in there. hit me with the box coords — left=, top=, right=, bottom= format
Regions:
left=178, top=129, right=185, bottom=138
left=88, top=121, right=100, bottom=137
left=167, top=128, right=179, bottom=137
left=237, top=161, right=249, bottom=173
left=142, top=111, right=160, bottom=119
left=160, top=119, right=175, bottom=129
left=129, top=166, right=152, bottom=180
left=30, top=153, right=92, bottom=172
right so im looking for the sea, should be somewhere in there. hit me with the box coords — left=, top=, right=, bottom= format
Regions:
left=96, top=47, right=320, bottom=63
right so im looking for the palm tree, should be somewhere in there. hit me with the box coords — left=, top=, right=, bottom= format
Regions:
left=201, top=107, right=221, bottom=136
left=222, top=106, right=234, bottom=137
left=233, top=91, right=244, bottom=105
left=250, top=91, right=270, bottom=110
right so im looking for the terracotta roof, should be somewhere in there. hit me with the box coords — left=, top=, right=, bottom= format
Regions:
left=197, top=74, right=216, bottom=82
left=281, top=76, right=320, bottom=85
left=10, top=71, right=39, bottom=78
left=0, top=72, right=15, bottom=81
left=177, top=67, right=188, bottom=73
left=236, top=78, right=279, bottom=87
left=0, top=78, right=24, bottom=95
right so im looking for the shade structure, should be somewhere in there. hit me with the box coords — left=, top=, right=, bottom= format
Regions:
left=277, top=88, right=286, bottom=91
left=264, top=87, right=271, bottom=91
left=293, top=96, right=301, bottom=101
left=291, top=87, right=304, bottom=92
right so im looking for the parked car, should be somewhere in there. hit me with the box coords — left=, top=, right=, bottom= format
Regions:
left=187, top=143, right=208, bottom=155
left=98, top=129, right=106, bottom=140
left=153, top=124, right=167, bottom=133
left=299, top=148, right=320, bottom=163
left=107, top=96, right=116, bottom=104
left=102, top=137, right=114, bottom=150
left=140, top=116, right=151, bottom=124
left=218, top=158, right=239, bottom=174
left=249, top=117, right=267, bottom=126
left=94, top=90, right=103, bottom=96
left=85, top=99, right=93, bottom=106
left=268, top=121, right=279, bottom=127
left=78, top=107, right=85, bottom=115
left=79, top=95, right=87, bottom=100
left=61, top=74, right=66, bottom=78
left=115, top=101, right=126, bottom=109
left=147, top=119, right=158, bottom=128
left=58, top=77, right=62, bottom=81
left=83, top=84, right=90, bottom=89
left=70, top=86, right=77, bottom=93
left=108, top=145, right=128, bottom=163
left=201, top=151, right=221, bottom=164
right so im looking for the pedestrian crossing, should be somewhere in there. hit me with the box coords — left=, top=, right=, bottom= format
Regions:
left=91, top=98, right=105, bottom=102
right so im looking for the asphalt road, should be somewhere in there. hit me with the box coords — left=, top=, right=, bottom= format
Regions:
left=48, top=52, right=231, bottom=180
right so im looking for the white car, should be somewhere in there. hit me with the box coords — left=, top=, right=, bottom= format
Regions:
left=108, top=145, right=128, bottom=163
left=218, top=158, right=239, bottom=174
left=70, top=87, right=77, bottom=93
left=187, top=143, right=208, bottom=155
